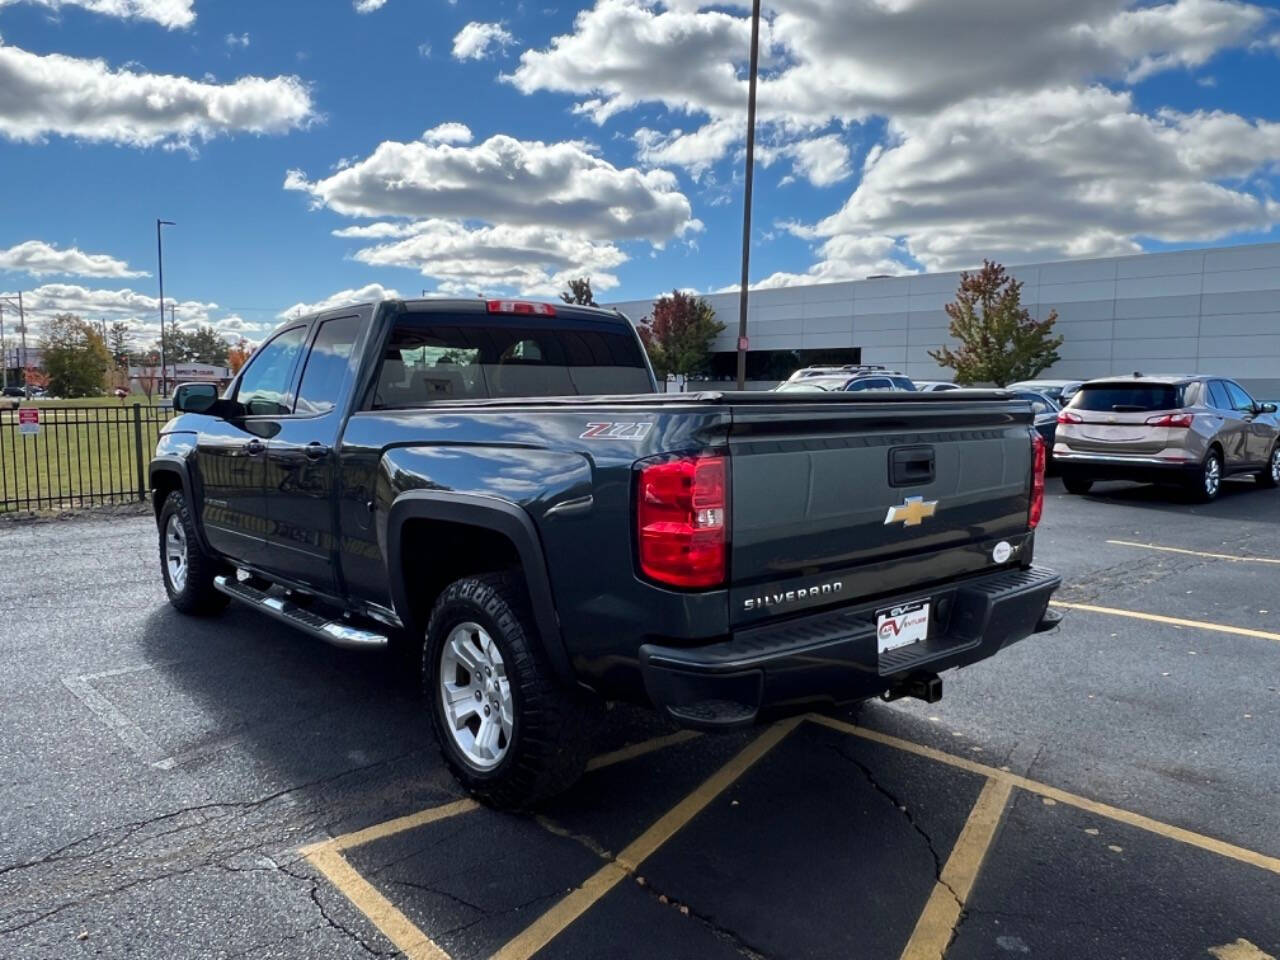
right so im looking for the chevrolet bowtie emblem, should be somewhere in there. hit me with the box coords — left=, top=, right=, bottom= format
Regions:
left=884, top=496, right=938, bottom=527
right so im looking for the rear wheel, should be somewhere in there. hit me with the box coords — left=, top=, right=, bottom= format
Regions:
left=1062, top=475, right=1093, bottom=495
left=1190, top=449, right=1223, bottom=503
left=158, top=491, right=228, bottom=615
left=1257, top=445, right=1280, bottom=489
left=424, top=573, right=593, bottom=809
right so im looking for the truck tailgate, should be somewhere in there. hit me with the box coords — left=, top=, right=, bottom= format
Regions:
left=728, top=397, right=1035, bottom=627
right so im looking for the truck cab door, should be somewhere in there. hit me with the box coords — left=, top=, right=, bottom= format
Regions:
left=258, top=313, right=363, bottom=594
left=197, top=325, right=308, bottom=565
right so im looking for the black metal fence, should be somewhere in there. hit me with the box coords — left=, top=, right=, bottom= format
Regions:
left=0, top=403, right=173, bottom=513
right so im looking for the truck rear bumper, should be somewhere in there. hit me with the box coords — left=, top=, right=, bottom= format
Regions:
left=638, top=566, right=1062, bottom=730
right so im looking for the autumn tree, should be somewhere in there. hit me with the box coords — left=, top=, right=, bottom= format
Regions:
left=636, top=291, right=725, bottom=379
left=135, top=351, right=161, bottom=401
left=929, top=261, right=1063, bottom=387
left=41, top=314, right=112, bottom=397
left=23, top=366, right=50, bottom=392
left=560, top=277, right=598, bottom=307
left=107, top=321, right=132, bottom=364
left=228, top=338, right=253, bottom=374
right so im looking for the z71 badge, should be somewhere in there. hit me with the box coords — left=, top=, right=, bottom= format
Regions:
left=579, top=421, right=654, bottom=441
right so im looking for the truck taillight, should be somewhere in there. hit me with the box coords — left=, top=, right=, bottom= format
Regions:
left=636, top=455, right=727, bottom=589
left=1057, top=410, right=1082, bottom=424
left=1030, top=433, right=1046, bottom=529
left=1145, top=412, right=1194, bottom=428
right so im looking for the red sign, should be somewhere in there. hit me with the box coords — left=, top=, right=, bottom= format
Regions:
left=18, top=408, right=38, bottom=424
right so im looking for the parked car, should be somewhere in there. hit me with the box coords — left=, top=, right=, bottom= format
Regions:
left=2, top=386, right=25, bottom=398
left=1008, top=379, right=1083, bottom=405
left=915, top=381, right=960, bottom=392
left=151, top=297, right=1060, bottom=807
left=1054, top=374, right=1280, bottom=501
left=776, top=371, right=917, bottom=392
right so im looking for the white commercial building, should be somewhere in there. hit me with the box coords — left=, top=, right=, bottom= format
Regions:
left=607, top=240, right=1280, bottom=398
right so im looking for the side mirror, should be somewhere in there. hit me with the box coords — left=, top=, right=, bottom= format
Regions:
left=1260, top=402, right=1278, bottom=414
left=173, top=382, right=218, bottom=414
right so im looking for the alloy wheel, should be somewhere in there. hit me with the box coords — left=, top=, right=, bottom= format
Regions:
left=439, top=621, right=513, bottom=770
left=1271, top=448, right=1280, bottom=484
left=1204, top=455, right=1221, bottom=498
left=165, top=514, right=188, bottom=592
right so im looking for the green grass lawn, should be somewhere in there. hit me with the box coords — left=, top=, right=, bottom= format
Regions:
left=0, top=401, right=174, bottom=512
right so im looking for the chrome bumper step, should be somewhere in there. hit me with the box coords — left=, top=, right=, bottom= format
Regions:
left=213, top=575, right=389, bottom=650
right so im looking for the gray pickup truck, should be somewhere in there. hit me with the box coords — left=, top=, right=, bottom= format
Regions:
left=150, top=298, right=1061, bottom=807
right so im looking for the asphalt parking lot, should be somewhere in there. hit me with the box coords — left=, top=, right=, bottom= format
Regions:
left=1, top=476, right=1278, bottom=960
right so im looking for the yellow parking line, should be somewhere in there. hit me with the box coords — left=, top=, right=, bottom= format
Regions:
left=1106, top=540, right=1280, bottom=565
left=899, top=777, right=1012, bottom=960
left=302, top=798, right=480, bottom=855
left=491, top=718, right=801, bottom=960
left=586, top=729, right=702, bottom=771
left=306, top=845, right=452, bottom=960
left=1050, top=600, right=1280, bottom=645
left=809, top=715, right=1280, bottom=877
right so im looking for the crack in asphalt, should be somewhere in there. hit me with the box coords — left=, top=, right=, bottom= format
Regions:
left=277, top=860, right=397, bottom=958
left=827, top=742, right=968, bottom=921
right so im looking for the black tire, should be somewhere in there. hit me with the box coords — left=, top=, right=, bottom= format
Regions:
left=1062, top=474, right=1093, bottom=495
left=158, top=491, right=229, bottom=615
left=1257, top=444, right=1280, bottom=489
left=1190, top=449, right=1223, bottom=503
left=423, top=573, right=593, bottom=809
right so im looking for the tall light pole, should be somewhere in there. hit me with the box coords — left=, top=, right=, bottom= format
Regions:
left=156, top=219, right=175, bottom=396
left=0, top=300, right=6, bottom=391
left=735, top=0, right=763, bottom=391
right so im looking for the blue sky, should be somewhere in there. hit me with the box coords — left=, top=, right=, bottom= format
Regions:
left=1, top=0, right=1278, bottom=346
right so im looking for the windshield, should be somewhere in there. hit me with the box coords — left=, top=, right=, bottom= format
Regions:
left=1070, top=383, right=1184, bottom=412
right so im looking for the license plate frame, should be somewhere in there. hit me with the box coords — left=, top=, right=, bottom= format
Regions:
left=876, top=599, right=931, bottom=654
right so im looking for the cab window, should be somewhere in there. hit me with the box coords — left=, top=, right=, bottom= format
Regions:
left=235, top=326, right=307, bottom=416
left=295, top=316, right=360, bottom=416
left=1225, top=381, right=1256, bottom=413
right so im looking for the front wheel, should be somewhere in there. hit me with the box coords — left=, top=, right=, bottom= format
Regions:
left=158, top=491, right=228, bottom=615
left=1062, top=475, right=1093, bottom=495
left=424, top=573, right=593, bottom=809
left=1257, top=445, right=1280, bottom=489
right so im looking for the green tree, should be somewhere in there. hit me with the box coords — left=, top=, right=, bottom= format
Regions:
left=559, top=277, right=598, bottom=307
left=164, top=325, right=230, bottom=365
left=636, top=291, right=725, bottom=379
left=107, top=321, right=132, bottom=366
left=40, top=314, right=112, bottom=397
left=929, top=261, right=1063, bottom=387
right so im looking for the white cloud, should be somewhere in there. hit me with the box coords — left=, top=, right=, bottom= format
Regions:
left=757, top=134, right=853, bottom=188
left=0, top=282, right=222, bottom=343
left=0, top=0, right=194, bottom=29
left=804, top=86, right=1280, bottom=275
left=633, top=119, right=740, bottom=180
left=278, top=283, right=402, bottom=319
left=452, top=21, right=516, bottom=61
left=224, top=32, right=250, bottom=49
left=347, top=219, right=627, bottom=296
left=353, top=0, right=387, bottom=12
left=0, top=42, right=314, bottom=148
left=418, top=42, right=432, bottom=59
left=285, top=132, right=699, bottom=243
left=0, top=241, right=148, bottom=278
left=421, top=121, right=473, bottom=144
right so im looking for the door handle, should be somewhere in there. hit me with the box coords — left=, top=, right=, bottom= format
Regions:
left=304, top=442, right=330, bottom=461
left=243, top=439, right=265, bottom=456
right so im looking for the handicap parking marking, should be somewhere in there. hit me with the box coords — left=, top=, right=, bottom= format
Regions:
left=1105, top=540, right=1280, bottom=566
left=1050, top=600, right=1280, bottom=646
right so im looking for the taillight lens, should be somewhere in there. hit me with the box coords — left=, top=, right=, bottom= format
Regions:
left=636, top=455, right=727, bottom=588
left=1057, top=410, right=1082, bottom=424
left=1145, top=412, right=1194, bottom=428
left=1029, top=432, right=1046, bottom=529
left=486, top=299, right=557, bottom=316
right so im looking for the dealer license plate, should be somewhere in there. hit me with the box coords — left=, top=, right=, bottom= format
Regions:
left=876, top=600, right=930, bottom=654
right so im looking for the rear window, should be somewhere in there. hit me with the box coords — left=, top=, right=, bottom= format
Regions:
left=1070, top=383, right=1184, bottom=412
left=373, top=313, right=653, bottom=406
